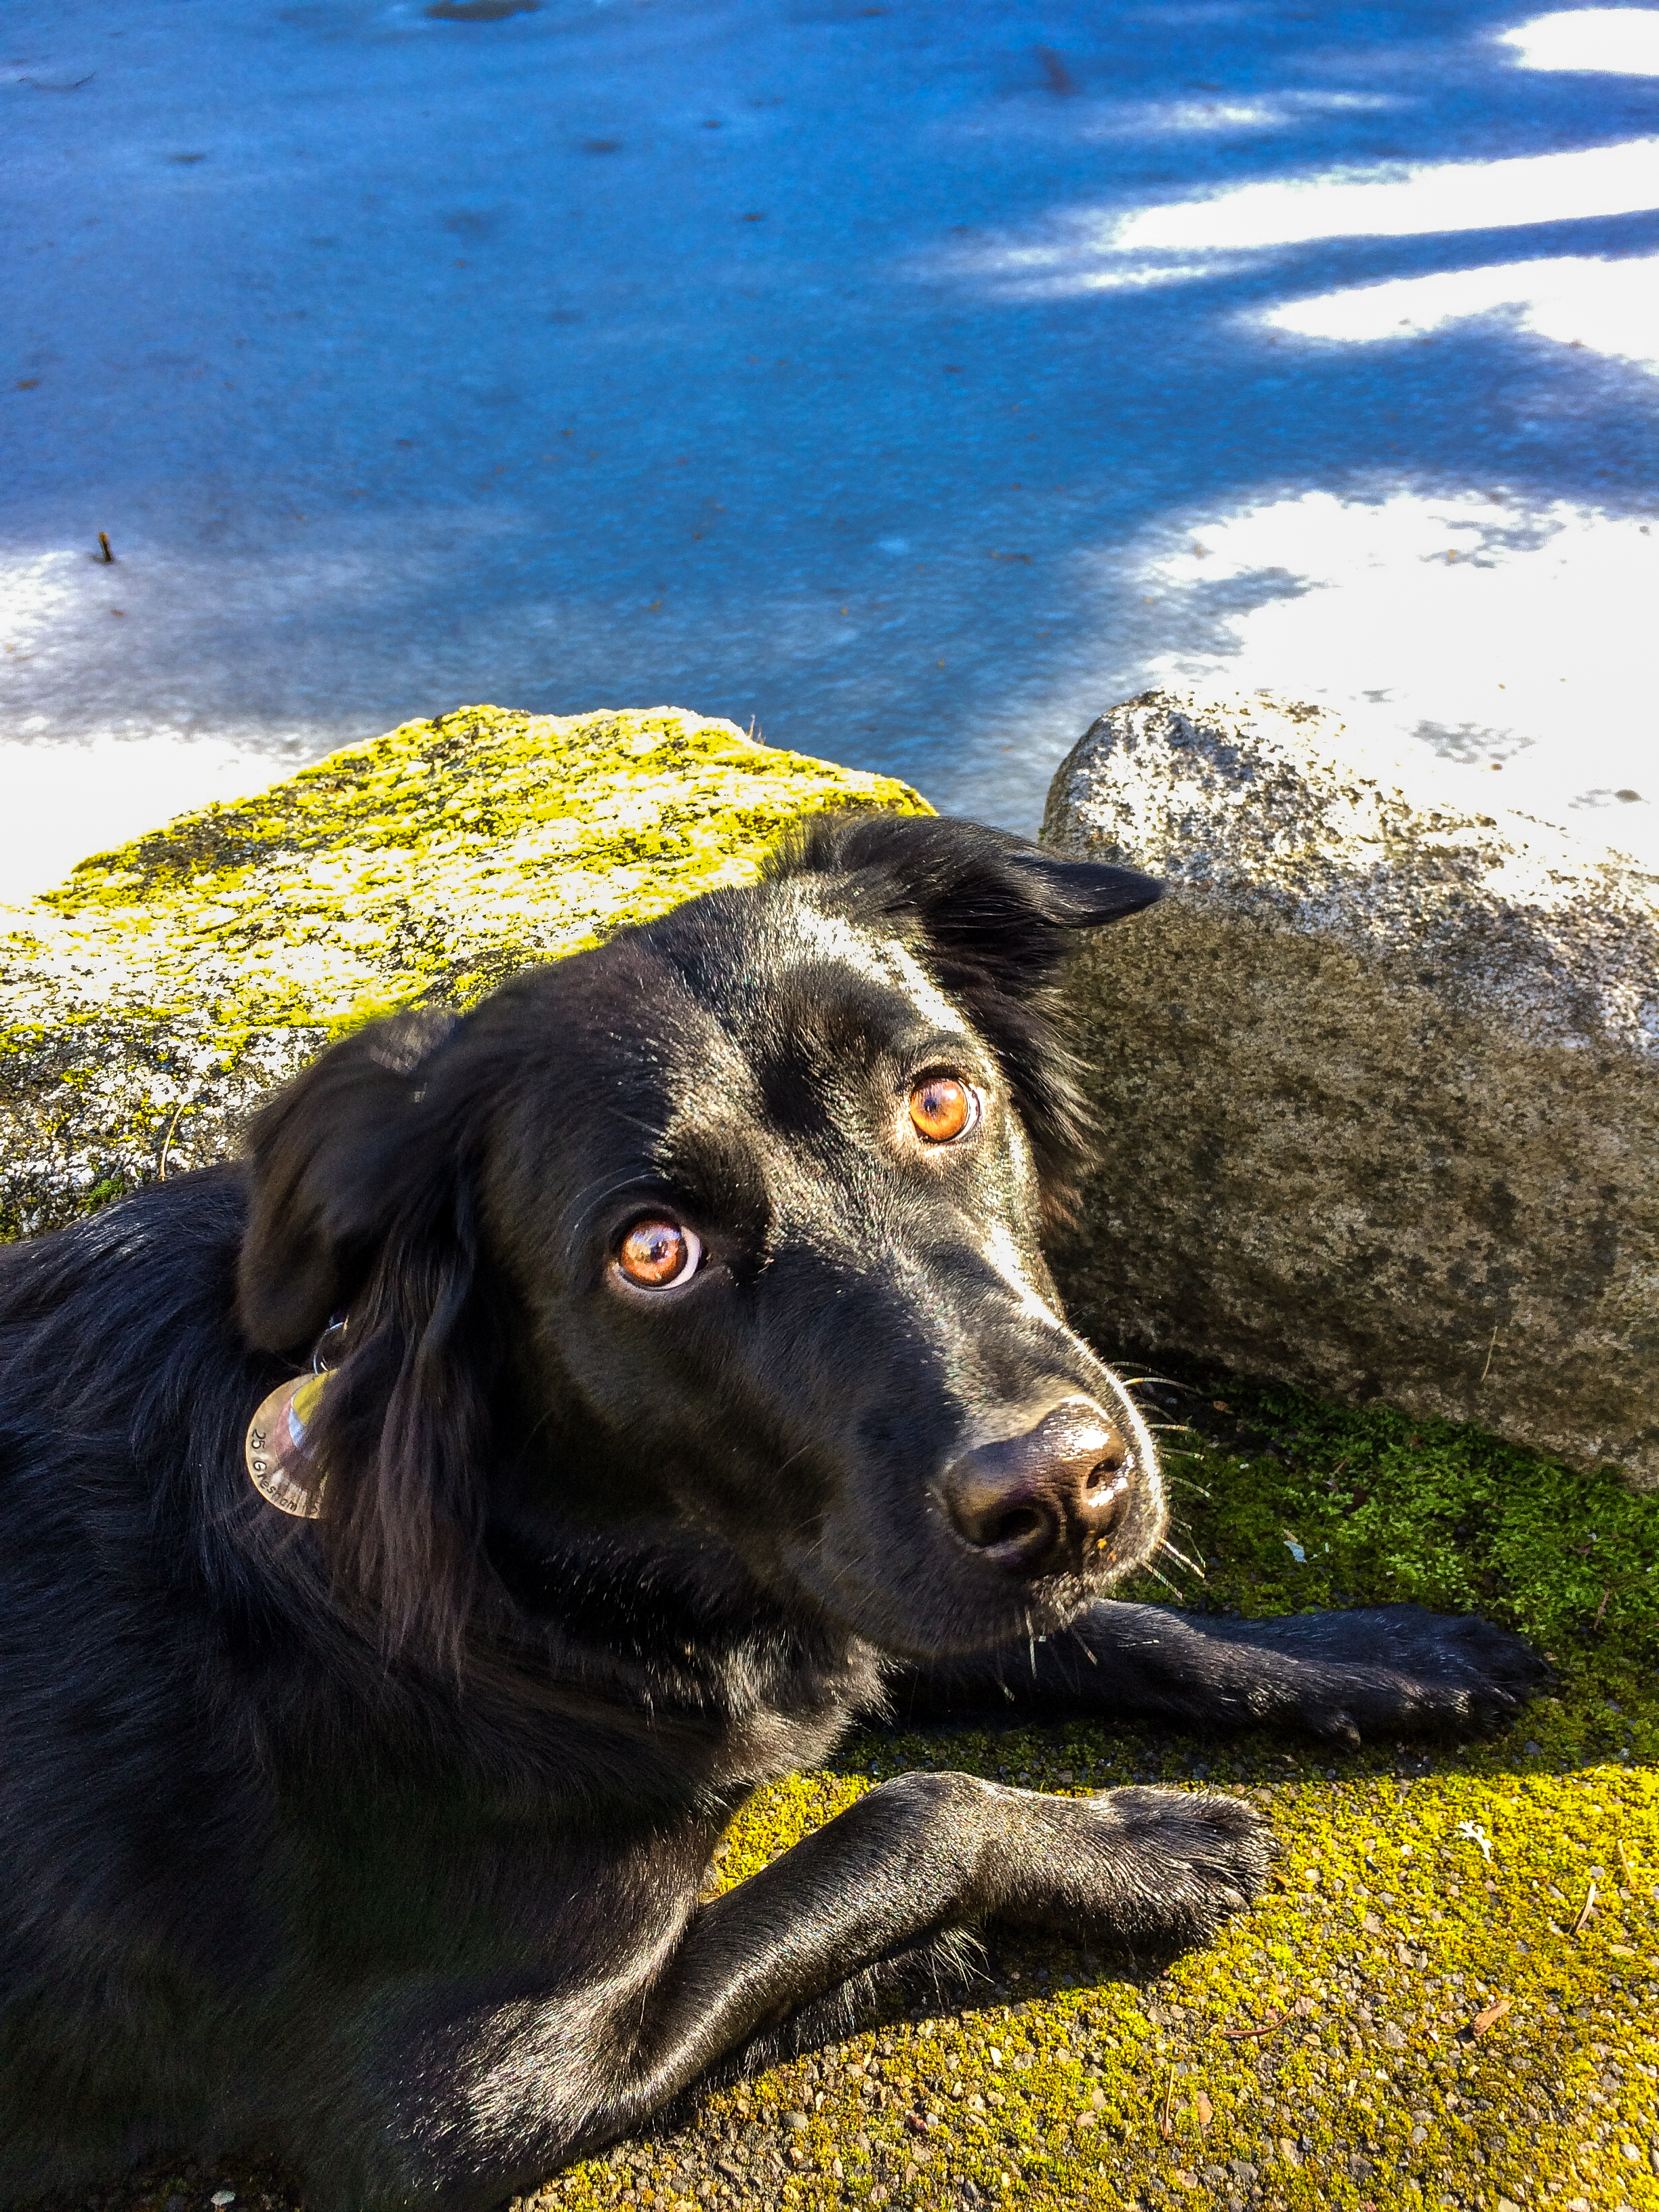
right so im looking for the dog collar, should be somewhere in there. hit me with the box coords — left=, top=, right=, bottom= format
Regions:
left=243, top=1313, right=345, bottom=1518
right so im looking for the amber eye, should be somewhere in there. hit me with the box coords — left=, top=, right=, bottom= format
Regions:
left=616, top=1218, right=702, bottom=1290
left=908, top=1074, right=979, bottom=1145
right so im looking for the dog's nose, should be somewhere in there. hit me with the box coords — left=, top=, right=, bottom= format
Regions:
left=943, top=1397, right=1133, bottom=1576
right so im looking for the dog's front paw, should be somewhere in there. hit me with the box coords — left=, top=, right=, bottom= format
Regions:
left=1099, top=1784, right=1275, bottom=1945
left=1004, top=1784, right=1273, bottom=1957
left=1282, top=1605, right=1549, bottom=1744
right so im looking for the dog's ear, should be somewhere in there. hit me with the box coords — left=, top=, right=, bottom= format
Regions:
left=239, top=1010, right=497, bottom=1669
left=764, top=811, right=1161, bottom=1000
left=237, top=1012, right=457, bottom=1353
left=767, top=813, right=1163, bottom=1216
left=308, top=1164, right=495, bottom=1675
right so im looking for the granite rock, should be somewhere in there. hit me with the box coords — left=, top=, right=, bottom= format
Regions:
left=0, top=705, right=926, bottom=1240
left=1040, top=690, right=1658, bottom=1486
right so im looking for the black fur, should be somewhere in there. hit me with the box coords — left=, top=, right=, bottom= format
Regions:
left=0, top=815, right=1541, bottom=2209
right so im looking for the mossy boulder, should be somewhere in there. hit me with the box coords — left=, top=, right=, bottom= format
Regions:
left=0, top=705, right=928, bottom=1239
left=1040, top=690, right=1659, bottom=1492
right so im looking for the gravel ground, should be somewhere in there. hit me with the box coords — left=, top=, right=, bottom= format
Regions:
left=525, top=1741, right=1659, bottom=2212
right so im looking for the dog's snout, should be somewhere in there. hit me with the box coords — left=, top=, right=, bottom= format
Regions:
left=943, top=1397, right=1134, bottom=1577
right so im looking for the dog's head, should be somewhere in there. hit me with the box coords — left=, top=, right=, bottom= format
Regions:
left=237, top=813, right=1169, bottom=1668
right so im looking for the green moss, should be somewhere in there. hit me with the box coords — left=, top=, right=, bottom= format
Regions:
left=0, top=705, right=928, bottom=1240
left=1127, top=1379, right=1659, bottom=1670
left=534, top=1380, right=1659, bottom=2212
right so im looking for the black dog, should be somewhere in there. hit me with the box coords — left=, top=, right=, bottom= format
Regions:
left=0, top=813, right=1538, bottom=2210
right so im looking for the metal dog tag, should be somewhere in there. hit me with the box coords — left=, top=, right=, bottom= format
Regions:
left=244, top=1372, right=329, bottom=1519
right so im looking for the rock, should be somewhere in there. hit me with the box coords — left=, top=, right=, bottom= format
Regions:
left=0, top=705, right=926, bottom=1240
left=1042, top=689, right=1658, bottom=1487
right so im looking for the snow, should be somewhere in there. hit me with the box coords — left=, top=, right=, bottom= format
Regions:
left=2, top=0, right=1657, bottom=901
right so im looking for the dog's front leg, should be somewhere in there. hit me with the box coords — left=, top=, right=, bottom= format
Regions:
left=890, top=1599, right=1547, bottom=1743
left=369, top=1771, right=1267, bottom=2211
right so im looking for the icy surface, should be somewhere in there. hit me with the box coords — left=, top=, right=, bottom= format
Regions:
left=2, top=0, right=1656, bottom=899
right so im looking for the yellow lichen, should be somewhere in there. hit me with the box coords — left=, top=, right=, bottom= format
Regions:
left=0, top=705, right=928, bottom=1238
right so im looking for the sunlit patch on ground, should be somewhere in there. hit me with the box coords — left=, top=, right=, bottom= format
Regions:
left=1501, top=9, right=1659, bottom=77
left=539, top=1771, right=1658, bottom=2211
left=931, top=140, right=1659, bottom=298
left=1256, top=251, right=1659, bottom=375
left=0, top=735, right=301, bottom=907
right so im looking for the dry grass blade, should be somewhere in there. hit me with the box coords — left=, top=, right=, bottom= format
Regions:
left=1572, top=1881, right=1597, bottom=1936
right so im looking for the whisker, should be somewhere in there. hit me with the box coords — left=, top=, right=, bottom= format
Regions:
left=1139, top=1561, right=1185, bottom=1598
left=1160, top=1538, right=1206, bottom=1580
left=1159, top=1475, right=1212, bottom=1500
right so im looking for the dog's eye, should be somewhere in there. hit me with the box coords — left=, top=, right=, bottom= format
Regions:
left=908, top=1075, right=979, bottom=1145
left=616, top=1218, right=702, bottom=1290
